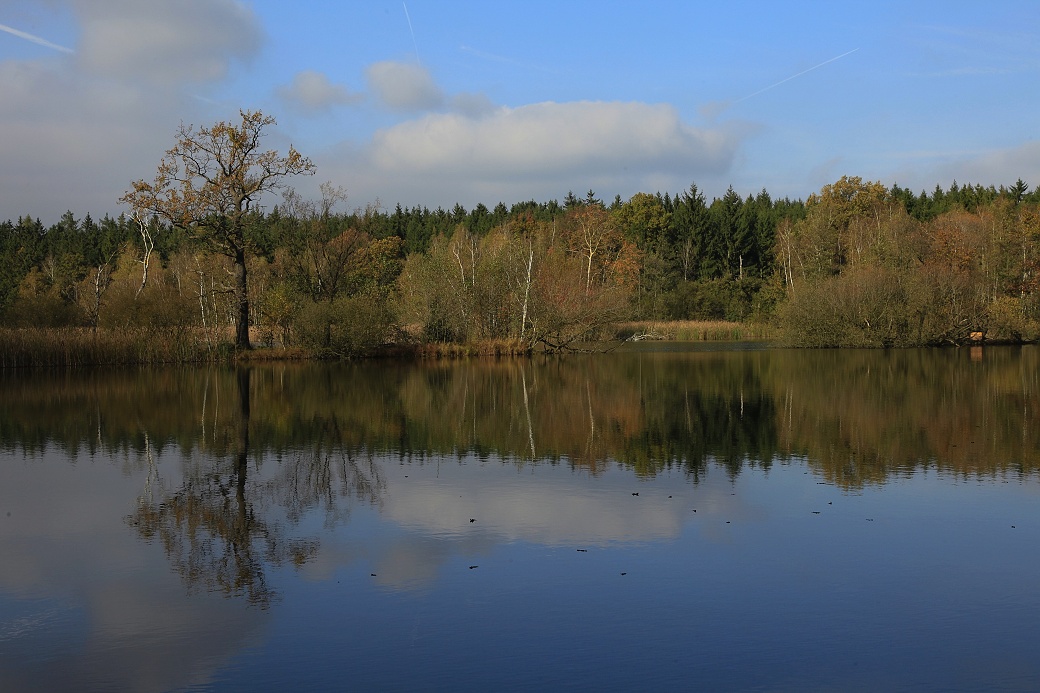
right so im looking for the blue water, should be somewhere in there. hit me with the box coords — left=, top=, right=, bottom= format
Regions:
left=2, top=350, right=1040, bottom=692
left=5, top=446, right=1036, bottom=692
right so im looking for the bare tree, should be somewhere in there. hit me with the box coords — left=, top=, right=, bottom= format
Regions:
left=122, top=110, right=315, bottom=349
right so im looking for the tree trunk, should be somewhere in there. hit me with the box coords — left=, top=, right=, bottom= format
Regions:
left=236, top=366, right=251, bottom=480
left=235, top=366, right=251, bottom=533
left=519, top=244, right=533, bottom=343
left=234, top=247, right=251, bottom=349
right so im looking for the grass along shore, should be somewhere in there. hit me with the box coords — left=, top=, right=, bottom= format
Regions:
left=0, top=321, right=776, bottom=367
left=617, top=320, right=777, bottom=343
left=0, top=327, right=231, bottom=368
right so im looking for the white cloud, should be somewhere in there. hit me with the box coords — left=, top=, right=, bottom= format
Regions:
left=72, top=0, right=262, bottom=84
left=0, top=0, right=266, bottom=222
left=365, top=60, right=444, bottom=111
left=450, top=91, right=497, bottom=118
left=0, top=58, right=196, bottom=220
left=0, top=4, right=755, bottom=222
left=277, top=70, right=361, bottom=112
left=933, top=141, right=1040, bottom=188
left=370, top=100, right=744, bottom=178
left=313, top=100, right=751, bottom=210
left=881, top=141, right=1040, bottom=194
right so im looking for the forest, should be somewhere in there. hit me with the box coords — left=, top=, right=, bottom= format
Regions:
left=2, top=177, right=1039, bottom=359
left=2, top=112, right=1039, bottom=361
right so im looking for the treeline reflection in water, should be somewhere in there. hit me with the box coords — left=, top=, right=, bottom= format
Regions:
left=2, top=345, right=1038, bottom=485
left=3, top=346, right=1040, bottom=692
left=4, top=345, right=1039, bottom=602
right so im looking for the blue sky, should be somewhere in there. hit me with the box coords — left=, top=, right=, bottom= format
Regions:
left=1, top=0, right=1038, bottom=223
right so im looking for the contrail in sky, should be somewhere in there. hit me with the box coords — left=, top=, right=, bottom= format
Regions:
left=402, top=3, right=420, bottom=64
left=0, top=22, right=73, bottom=53
left=459, top=44, right=558, bottom=74
left=734, top=48, right=859, bottom=104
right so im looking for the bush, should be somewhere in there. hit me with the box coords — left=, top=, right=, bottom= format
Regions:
left=661, top=277, right=768, bottom=322
left=295, top=292, right=395, bottom=357
left=779, top=268, right=917, bottom=347
left=986, top=296, right=1040, bottom=342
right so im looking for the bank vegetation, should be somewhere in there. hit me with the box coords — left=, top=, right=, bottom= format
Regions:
left=2, top=113, right=1039, bottom=363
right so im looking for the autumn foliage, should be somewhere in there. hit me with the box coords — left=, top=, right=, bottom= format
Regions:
left=776, top=176, right=1040, bottom=346
left=3, top=144, right=1040, bottom=360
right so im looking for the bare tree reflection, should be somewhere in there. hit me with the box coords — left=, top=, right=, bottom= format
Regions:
left=128, top=368, right=318, bottom=607
left=267, top=416, right=387, bottom=528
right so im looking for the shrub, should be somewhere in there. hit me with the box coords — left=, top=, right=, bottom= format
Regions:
left=295, top=292, right=395, bottom=357
left=986, top=296, right=1040, bottom=342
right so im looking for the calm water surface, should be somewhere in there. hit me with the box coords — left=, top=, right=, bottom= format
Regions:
left=1, top=345, right=1039, bottom=692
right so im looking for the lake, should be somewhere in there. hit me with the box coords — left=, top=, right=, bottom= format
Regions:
left=1, top=344, right=1039, bottom=692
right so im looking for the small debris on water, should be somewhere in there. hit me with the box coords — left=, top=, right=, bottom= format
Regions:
left=469, top=565, right=479, bottom=569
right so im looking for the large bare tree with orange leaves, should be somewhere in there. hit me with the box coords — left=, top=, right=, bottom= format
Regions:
left=122, top=110, right=314, bottom=349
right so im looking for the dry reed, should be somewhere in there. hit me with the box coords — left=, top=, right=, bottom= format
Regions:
left=619, top=320, right=777, bottom=342
left=0, top=327, right=226, bottom=367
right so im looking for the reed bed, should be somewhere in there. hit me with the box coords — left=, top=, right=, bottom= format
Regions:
left=618, top=320, right=778, bottom=343
left=0, top=327, right=229, bottom=367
